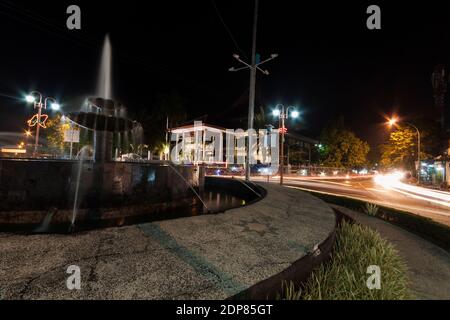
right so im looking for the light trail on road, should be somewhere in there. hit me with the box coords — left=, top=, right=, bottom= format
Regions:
left=246, top=174, right=450, bottom=226
left=375, top=172, right=450, bottom=206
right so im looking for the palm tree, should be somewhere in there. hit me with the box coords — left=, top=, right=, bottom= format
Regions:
left=254, top=106, right=267, bottom=130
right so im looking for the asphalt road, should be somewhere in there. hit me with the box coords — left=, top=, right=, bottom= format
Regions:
left=250, top=175, right=450, bottom=227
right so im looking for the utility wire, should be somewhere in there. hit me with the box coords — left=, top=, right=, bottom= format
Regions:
left=210, top=0, right=248, bottom=59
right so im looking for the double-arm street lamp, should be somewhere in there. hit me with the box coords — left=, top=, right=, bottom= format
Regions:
left=387, top=117, right=421, bottom=184
left=25, top=91, right=60, bottom=155
left=229, top=53, right=278, bottom=181
left=272, top=104, right=300, bottom=185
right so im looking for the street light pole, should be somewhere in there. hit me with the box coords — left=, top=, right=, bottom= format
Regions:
left=26, top=91, right=59, bottom=156
left=388, top=117, right=421, bottom=184
left=406, top=122, right=421, bottom=185
left=273, top=104, right=299, bottom=185
left=246, top=0, right=259, bottom=182
left=29, top=91, right=43, bottom=155
left=280, top=105, right=285, bottom=185
left=228, top=0, right=278, bottom=181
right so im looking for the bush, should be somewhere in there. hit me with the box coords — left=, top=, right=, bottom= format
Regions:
left=281, top=222, right=413, bottom=300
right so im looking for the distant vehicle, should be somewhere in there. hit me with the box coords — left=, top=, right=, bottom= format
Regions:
left=251, top=163, right=274, bottom=175
left=229, top=165, right=245, bottom=175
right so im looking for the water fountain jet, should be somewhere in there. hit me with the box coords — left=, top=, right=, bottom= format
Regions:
left=97, top=34, right=113, bottom=100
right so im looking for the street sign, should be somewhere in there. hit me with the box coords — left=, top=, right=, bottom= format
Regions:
left=64, top=129, right=80, bottom=143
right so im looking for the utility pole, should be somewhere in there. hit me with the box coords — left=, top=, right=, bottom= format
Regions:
left=228, top=0, right=278, bottom=181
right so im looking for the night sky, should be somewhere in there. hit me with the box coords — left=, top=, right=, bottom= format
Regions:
left=1, top=0, right=450, bottom=158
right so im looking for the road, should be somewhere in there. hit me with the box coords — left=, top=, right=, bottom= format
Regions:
left=249, top=174, right=450, bottom=227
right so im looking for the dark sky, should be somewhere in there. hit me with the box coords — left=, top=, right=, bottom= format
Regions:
left=1, top=0, right=450, bottom=154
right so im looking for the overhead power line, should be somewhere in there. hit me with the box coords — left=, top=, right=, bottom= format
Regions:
left=210, top=0, right=248, bottom=60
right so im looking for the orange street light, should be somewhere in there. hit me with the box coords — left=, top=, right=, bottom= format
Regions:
left=386, top=115, right=421, bottom=184
left=388, top=118, right=397, bottom=126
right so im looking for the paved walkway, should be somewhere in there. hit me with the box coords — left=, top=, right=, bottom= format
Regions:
left=334, top=205, right=450, bottom=300
left=0, top=183, right=335, bottom=299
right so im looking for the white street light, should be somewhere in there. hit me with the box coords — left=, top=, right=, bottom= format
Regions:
left=25, top=91, right=60, bottom=155
left=25, top=95, right=36, bottom=103
left=272, top=104, right=300, bottom=185
left=50, top=103, right=61, bottom=111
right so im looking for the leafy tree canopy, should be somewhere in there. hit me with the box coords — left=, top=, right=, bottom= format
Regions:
left=319, top=117, right=370, bottom=169
left=380, top=125, right=430, bottom=171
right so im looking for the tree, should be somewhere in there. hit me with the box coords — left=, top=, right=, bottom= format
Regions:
left=44, top=114, right=92, bottom=157
left=44, top=113, right=70, bottom=154
left=380, top=125, right=429, bottom=171
left=254, top=106, right=267, bottom=130
left=319, top=118, right=370, bottom=169
left=129, top=143, right=149, bottom=157
left=135, top=90, right=188, bottom=154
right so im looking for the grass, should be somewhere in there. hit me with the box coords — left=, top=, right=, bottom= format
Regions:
left=363, top=203, right=379, bottom=217
left=279, top=221, right=413, bottom=300
left=304, top=191, right=450, bottom=252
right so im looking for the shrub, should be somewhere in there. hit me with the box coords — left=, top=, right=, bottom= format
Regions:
left=280, top=222, right=413, bottom=300
left=363, top=203, right=379, bottom=216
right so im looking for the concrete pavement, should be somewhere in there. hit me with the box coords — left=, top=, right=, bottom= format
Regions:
left=0, top=183, right=336, bottom=299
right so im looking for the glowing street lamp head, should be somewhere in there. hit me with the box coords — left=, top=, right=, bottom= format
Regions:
left=388, top=117, right=398, bottom=127
left=272, top=109, right=281, bottom=117
left=25, top=130, right=32, bottom=137
left=25, top=95, right=35, bottom=103
left=291, top=110, right=300, bottom=119
left=50, top=103, right=61, bottom=111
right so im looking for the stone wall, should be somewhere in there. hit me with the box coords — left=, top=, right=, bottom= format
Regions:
left=0, top=159, right=203, bottom=211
